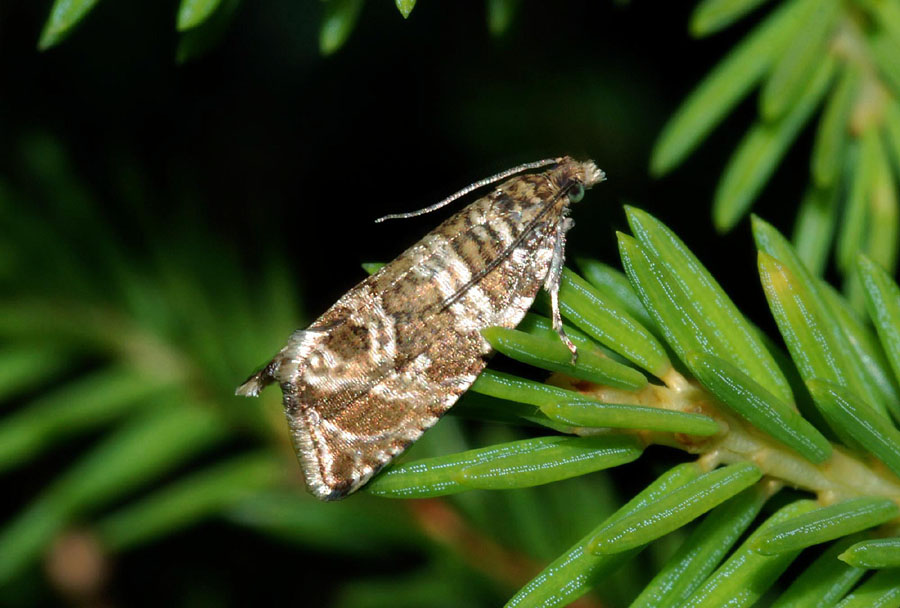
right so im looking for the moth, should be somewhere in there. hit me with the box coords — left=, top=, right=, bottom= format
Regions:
left=237, top=156, right=604, bottom=500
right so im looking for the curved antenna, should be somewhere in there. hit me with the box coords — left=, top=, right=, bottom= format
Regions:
left=374, top=157, right=561, bottom=223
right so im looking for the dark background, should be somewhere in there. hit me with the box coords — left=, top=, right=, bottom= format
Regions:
left=0, top=1, right=809, bottom=605
left=0, top=1, right=805, bottom=317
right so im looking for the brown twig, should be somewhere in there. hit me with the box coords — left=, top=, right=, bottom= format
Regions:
left=407, top=498, right=607, bottom=608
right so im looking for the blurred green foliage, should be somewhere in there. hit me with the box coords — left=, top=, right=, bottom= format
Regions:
left=654, top=0, right=900, bottom=312
left=0, top=135, right=553, bottom=606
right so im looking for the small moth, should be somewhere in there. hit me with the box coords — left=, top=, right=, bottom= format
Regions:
left=237, top=156, right=604, bottom=500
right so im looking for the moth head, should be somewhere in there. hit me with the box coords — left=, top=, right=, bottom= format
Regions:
left=555, top=157, right=605, bottom=203
left=578, top=160, right=606, bottom=189
left=567, top=182, right=586, bottom=203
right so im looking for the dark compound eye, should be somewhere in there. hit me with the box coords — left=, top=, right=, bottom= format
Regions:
left=568, top=183, right=585, bottom=203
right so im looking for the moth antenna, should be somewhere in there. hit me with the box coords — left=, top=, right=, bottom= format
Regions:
left=374, top=157, right=562, bottom=223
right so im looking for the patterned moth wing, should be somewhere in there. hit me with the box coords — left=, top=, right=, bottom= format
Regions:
left=237, top=157, right=604, bottom=500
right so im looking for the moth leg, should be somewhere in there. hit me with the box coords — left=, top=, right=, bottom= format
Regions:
left=545, top=217, right=577, bottom=363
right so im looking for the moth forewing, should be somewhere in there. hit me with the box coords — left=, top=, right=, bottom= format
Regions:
left=237, top=156, right=604, bottom=500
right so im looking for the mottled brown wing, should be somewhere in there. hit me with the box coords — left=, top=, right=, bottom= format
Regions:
left=286, top=220, right=558, bottom=499
left=237, top=157, right=603, bottom=501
